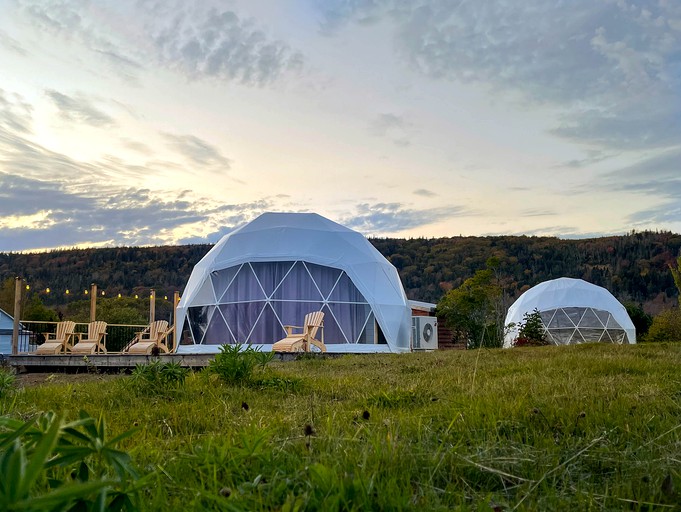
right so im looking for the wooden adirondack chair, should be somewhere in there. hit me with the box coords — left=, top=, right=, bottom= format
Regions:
left=272, top=311, right=326, bottom=352
left=71, top=321, right=108, bottom=354
left=126, top=320, right=172, bottom=354
left=35, top=321, right=77, bottom=355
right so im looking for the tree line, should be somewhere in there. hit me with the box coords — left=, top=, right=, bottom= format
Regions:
left=1, top=230, right=680, bottom=319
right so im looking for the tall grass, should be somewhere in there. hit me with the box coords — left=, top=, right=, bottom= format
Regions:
left=2, top=343, right=680, bottom=510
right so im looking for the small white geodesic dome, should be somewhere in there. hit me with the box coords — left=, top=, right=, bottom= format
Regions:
left=503, top=277, right=636, bottom=348
left=175, top=212, right=412, bottom=353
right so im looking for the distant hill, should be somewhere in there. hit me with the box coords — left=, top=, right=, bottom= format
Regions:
left=1, top=231, right=680, bottom=314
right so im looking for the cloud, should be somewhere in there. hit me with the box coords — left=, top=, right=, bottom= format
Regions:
left=583, top=147, right=681, bottom=227
left=413, top=188, right=437, bottom=197
left=487, top=226, right=613, bottom=239
left=557, top=150, right=613, bottom=169
left=319, top=1, right=681, bottom=152
left=20, top=0, right=145, bottom=83
left=45, top=90, right=116, bottom=127
left=150, top=7, right=304, bottom=86
left=0, top=173, right=208, bottom=251
left=627, top=202, right=681, bottom=226
left=0, top=90, right=254, bottom=251
left=0, top=89, right=33, bottom=134
left=370, top=113, right=405, bottom=136
left=120, top=138, right=152, bottom=155
left=176, top=200, right=274, bottom=244
left=519, top=209, right=557, bottom=217
left=20, top=1, right=304, bottom=87
left=340, top=202, right=468, bottom=234
left=162, top=133, right=231, bottom=171
left=370, top=113, right=413, bottom=146
left=0, top=29, right=28, bottom=56
left=0, top=169, right=278, bottom=251
left=602, top=148, right=681, bottom=189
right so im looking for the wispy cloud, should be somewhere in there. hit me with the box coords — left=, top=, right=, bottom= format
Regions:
left=0, top=88, right=33, bottom=134
left=519, top=209, right=557, bottom=218
left=162, top=133, right=231, bottom=171
left=413, top=188, right=437, bottom=198
left=341, top=202, right=468, bottom=234
left=0, top=29, right=27, bottom=56
left=320, top=0, right=681, bottom=152
left=370, top=113, right=412, bottom=147
left=601, top=148, right=681, bottom=190
left=45, top=90, right=116, bottom=127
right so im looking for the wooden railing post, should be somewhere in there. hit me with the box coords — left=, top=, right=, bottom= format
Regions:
left=90, top=283, right=97, bottom=322
left=149, top=289, right=156, bottom=323
left=173, top=291, right=180, bottom=348
left=11, top=277, right=22, bottom=355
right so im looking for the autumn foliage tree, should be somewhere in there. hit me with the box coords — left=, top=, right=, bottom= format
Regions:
left=647, top=255, right=681, bottom=341
left=437, top=258, right=508, bottom=348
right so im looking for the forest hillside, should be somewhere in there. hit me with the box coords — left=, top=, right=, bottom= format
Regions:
left=1, top=230, right=679, bottom=314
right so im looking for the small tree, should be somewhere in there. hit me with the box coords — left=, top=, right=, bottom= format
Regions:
left=624, top=302, right=653, bottom=339
left=438, top=259, right=506, bottom=349
left=22, top=294, right=58, bottom=322
left=0, top=278, right=14, bottom=313
left=513, top=309, right=549, bottom=347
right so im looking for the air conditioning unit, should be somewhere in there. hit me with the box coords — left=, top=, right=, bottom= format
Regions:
left=412, top=316, right=438, bottom=351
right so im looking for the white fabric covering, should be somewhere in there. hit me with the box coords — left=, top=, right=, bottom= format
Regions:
left=176, top=213, right=412, bottom=353
left=503, top=277, right=636, bottom=347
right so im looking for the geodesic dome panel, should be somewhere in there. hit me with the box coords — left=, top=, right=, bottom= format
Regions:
left=539, top=307, right=627, bottom=345
left=503, top=277, right=636, bottom=348
left=176, top=213, right=412, bottom=353
left=182, top=261, right=377, bottom=346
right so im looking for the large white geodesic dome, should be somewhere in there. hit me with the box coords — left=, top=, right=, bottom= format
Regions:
left=503, top=277, right=636, bottom=348
left=175, top=212, right=412, bottom=353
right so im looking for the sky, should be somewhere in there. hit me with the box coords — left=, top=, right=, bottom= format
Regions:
left=0, top=0, right=680, bottom=252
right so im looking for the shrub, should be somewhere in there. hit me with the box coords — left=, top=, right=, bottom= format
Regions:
left=129, top=361, right=189, bottom=396
left=513, top=309, right=549, bottom=347
left=645, top=308, right=681, bottom=342
left=624, top=302, right=653, bottom=338
left=207, top=344, right=275, bottom=386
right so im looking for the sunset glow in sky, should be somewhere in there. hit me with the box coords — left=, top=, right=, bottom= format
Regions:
left=1, top=0, right=680, bottom=252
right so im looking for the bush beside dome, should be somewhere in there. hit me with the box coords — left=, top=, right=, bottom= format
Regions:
left=175, top=212, right=412, bottom=353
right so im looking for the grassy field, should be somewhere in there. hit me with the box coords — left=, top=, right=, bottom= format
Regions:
left=2, top=343, right=681, bottom=510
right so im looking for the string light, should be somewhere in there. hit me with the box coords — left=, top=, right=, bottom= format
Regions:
left=17, top=284, right=179, bottom=306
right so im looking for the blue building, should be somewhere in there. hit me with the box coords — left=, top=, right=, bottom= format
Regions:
left=0, top=308, right=14, bottom=354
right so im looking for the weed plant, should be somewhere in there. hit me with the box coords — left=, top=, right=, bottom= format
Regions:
left=206, top=343, right=301, bottom=392
left=0, top=410, right=146, bottom=511
left=2, top=343, right=681, bottom=510
left=0, top=368, right=15, bottom=398
left=128, top=361, right=189, bottom=397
